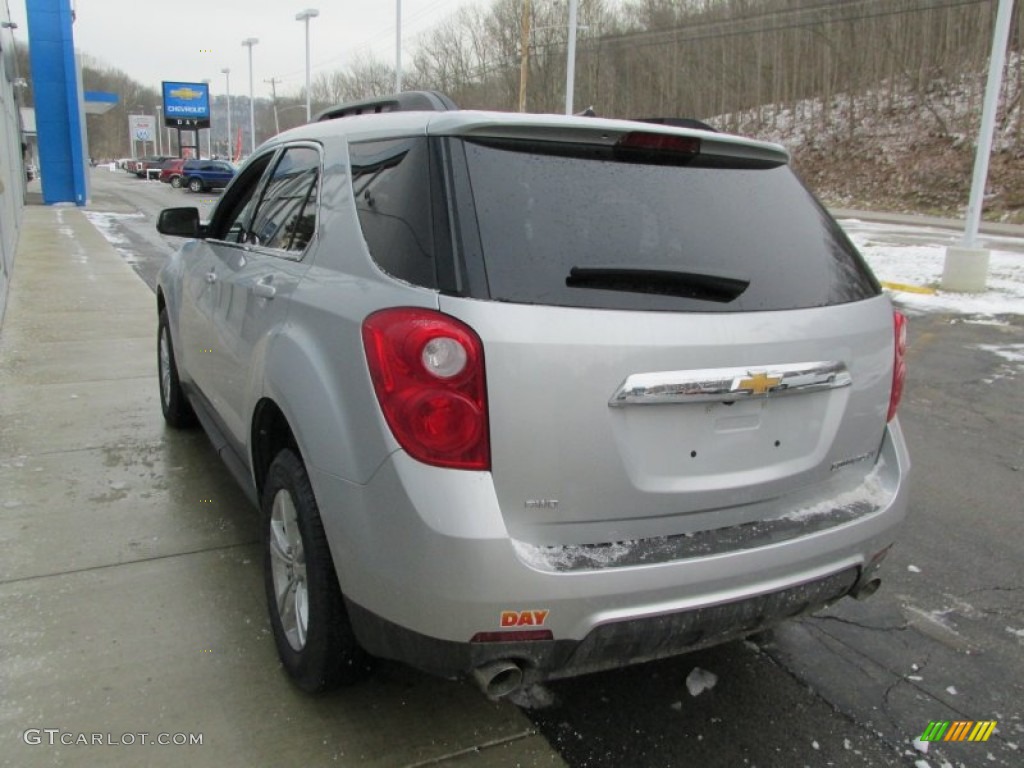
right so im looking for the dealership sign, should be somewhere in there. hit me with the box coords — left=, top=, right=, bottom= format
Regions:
left=128, top=114, right=156, bottom=142
left=161, top=81, right=211, bottom=128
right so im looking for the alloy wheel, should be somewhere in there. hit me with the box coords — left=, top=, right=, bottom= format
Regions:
left=269, top=489, right=309, bottom=652
left=158, top=325, right=172, bottom=410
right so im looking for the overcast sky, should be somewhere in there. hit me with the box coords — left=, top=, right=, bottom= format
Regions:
left=7, top=0, right=482, bottom=97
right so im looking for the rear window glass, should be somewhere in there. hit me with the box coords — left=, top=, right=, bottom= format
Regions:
left=460, top=138, right=879, bottom=312
left=350, top=139, right=437, bottom=289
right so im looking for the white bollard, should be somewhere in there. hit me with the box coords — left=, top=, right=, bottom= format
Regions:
left=941, top=246, right=990, bottom=293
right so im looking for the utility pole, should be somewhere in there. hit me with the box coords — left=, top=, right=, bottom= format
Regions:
left=265, top=77, right=281, bottom=135
left=519, top=0, right=530, bottom=112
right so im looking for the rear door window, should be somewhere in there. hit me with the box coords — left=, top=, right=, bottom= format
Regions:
left=457, top=138, right=879, bottom=312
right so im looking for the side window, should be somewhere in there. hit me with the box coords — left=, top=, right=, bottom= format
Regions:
left=350, top=138, right=436, bottom=289
left=248, top=146, right=320, bottom=254
left=209, top=152, right=274, bottom=243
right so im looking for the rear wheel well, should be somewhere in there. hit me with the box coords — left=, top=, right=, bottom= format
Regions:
left=252, top=399, right=300, bottom=497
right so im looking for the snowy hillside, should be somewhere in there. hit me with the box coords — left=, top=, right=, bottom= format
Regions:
left=712, top=57, right=1024, bottom=222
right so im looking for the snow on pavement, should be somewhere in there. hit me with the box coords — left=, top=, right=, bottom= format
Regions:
left=840, top=219, right=1024, bottom=317
left=685, top=667, right=718, bottom=697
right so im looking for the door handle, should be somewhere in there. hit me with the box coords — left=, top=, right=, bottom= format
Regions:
left=253, top=281, right=276, bottom=299
left=205, top=271, right=217, bottom=284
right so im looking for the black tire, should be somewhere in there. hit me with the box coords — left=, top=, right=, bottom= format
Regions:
left=170, top=175, right=182, bottom=189
left=262, top=449, right=371, bottom=692
left=188, top=177, right=204, bottom=193
left=157, top=308, right=197, bottom=428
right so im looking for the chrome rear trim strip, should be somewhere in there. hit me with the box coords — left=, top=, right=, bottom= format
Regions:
left=609, top=361, right=852, bottom=407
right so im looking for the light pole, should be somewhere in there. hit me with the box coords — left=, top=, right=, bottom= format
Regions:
left=202, top=78, right=212, bottom=158
left=155, top=105, right=162, bottom=155
left=295, top=9, right=319, bottom=122
left=221, top=67, right=232, bottom=160
left=242, top=37, right=259, bottom=156
left=395, top=0, right=402, bottom=92
left=565, top=0, right=579, bottom=115
left=941, top=0, right=1014, bottom=292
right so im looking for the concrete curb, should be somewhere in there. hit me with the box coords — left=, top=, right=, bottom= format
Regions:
left=829, top=207, right=1024, bottom=238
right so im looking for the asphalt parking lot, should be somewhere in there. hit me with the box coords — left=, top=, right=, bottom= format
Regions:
left=1, top=167, right=1021, bottom=767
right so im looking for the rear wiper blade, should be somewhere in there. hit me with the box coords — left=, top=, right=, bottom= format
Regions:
left=566, top=267, right=749, bottom=303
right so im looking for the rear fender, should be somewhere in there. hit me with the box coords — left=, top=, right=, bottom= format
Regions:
left=258, top=319, right=398, bottom=487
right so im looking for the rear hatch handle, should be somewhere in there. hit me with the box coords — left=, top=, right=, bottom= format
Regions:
left=609, top=361, right=852, bottom=407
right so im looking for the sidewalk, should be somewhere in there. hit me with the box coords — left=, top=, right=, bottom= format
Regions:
left=0, top=206, right=562, bottom=767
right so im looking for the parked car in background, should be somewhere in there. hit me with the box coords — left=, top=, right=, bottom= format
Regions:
left=135, top=155, right=172, bottom=178
left=181, top=159, right=236, bottom=192
left=159, top=158, right=187, bottom=188
left=154, top=91, right=910, bottom=699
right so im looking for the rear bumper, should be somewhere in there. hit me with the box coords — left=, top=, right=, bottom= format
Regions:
left=345, top=564, right=863, bottom=683
left=311, top=420, right=909, bottom=680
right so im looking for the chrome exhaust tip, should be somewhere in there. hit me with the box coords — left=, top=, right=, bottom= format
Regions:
left=472, top=660, right=524, bottom=699
left=851, top=577, right=882, bottom=600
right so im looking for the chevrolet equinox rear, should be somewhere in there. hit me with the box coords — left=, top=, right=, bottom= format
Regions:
left=155, top=91, right=910, bottom=697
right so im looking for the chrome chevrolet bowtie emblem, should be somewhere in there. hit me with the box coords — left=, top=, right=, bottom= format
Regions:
left=734, top=371, right=783, bottom=396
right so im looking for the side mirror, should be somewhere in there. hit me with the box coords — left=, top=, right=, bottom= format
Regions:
left=157, top=207, right=204, bottom=238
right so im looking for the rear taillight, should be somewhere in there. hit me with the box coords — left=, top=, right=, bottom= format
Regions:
left=362, top=308, right=489, bottom=471
left=888, top=311, right=907, bottom=422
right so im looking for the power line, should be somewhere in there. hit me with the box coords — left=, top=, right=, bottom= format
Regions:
left=422, top=0, right=996, bottom=90
left=531, top=0, right=991, bottom=57
left=273, top=0, right=998, bottom=93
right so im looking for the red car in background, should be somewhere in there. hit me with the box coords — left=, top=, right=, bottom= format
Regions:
left=134, top=155, right=172, bottom=178
left=159, top=158, right=187, bottom=188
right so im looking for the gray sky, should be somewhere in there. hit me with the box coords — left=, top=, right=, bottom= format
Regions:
left=7, top=0, right=480, bottom=97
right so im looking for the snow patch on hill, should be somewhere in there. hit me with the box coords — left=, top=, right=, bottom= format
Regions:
left=712, top=59, right=1024, bottom=221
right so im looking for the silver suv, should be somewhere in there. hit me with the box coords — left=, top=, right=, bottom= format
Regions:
left=156, top=91, right=910, bottom=697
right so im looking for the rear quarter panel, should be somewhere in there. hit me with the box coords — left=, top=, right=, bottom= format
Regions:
left=256, top=140, right=441, bottom=486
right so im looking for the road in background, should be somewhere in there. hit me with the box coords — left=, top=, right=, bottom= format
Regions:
left=82, top=166, right=1023, bottom=767
left=85, top=165, right=221, bottom=290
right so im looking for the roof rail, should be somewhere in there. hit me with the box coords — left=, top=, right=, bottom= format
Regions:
left=316, top=91, right=459, bottom=122
left=635, top=117, right=718, bottom=133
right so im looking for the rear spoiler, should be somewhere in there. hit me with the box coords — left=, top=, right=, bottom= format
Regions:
left=634, top=117, right=718, bottom=132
